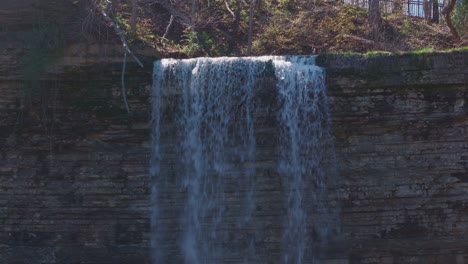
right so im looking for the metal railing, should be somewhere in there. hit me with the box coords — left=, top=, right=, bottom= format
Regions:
left=342, top=0, right=446, bottom=18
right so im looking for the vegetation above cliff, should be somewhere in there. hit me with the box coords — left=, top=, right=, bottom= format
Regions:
left=74, top=0, right=468, bottom=58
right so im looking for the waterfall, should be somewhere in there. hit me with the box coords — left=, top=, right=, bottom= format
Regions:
left=151, top=56, right=336, bottom=264
left=274, top=57, right=334, bottom=263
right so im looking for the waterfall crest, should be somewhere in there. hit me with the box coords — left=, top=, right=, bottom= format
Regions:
left=151, top=56, right=336, bottom=264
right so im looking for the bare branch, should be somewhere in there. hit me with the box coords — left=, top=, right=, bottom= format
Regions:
left=163, top=15, right=174, bottom=39
left=224, top=0, right=236, bottom=18
left=95, top=0, right=144, bottom=67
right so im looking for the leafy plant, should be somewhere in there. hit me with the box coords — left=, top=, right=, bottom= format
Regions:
left=181, top=29, right=203, bottom=57
left=402, top=18, right=411, bottom=36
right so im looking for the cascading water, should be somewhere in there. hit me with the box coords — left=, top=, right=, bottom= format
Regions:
left=151, top=56, right=337, bottom=264
left=274, top=57, right=334, bottom=263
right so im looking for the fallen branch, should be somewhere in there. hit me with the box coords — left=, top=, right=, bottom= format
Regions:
left=96, top=1, right=144, bottom=67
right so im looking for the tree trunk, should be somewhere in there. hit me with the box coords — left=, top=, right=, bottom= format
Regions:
left=423, top=0, right=432, bottom=23
left=234, top=0, right=241, bottom=36
left=443, top=0, right=461, bottom=41
left=226, top=0, right=241, bottom=53
left=192, top=0, right=198, bottom=26
left=130, top=0, right=137, bottom=35
left=432, top=0, right=439, bottom=23
left=368, top=0, right=381, bottom=40
left=247, top=0, right=256, bottom=55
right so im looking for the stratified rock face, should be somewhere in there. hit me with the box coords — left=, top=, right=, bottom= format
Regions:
left=1, top=2, right=154, bottom=262
left=319, top=52, right=468, bottom=263
left=1, top=0, right=38, bottom=27
left=0, top=60, right=153, bottom=263
left=1, top=3, right=468, bottom=262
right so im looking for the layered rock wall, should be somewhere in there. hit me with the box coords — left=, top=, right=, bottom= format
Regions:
left=319, top=52, right=468, bottom=263
left=0, top=62, right=153, bottom=263
left=1, top=2, right=154, bottom=262
left=1, top=2, right=468, bottom=261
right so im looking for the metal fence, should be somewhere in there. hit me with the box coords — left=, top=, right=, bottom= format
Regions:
left=343, top=0, right=446, bottom=18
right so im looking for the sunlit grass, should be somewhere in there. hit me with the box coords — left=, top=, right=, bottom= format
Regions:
left=318, top=45, right=468, bottom=61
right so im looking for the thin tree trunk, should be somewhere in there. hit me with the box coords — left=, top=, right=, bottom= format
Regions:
left=227, top=0, right=241, bottom=53
left=368, top=0, right=381, bottom=40
left=192, top=0, right=198, bottom=26
left=234, top=0, right=241, bottom=34
left=247, top=0, right=256, bottom=55
left=130, top=0, right=137, bottom=35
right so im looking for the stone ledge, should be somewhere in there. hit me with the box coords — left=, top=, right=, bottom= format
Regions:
left=317, top=51, right=468, bottom=89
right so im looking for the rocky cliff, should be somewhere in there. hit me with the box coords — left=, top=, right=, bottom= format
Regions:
left=1, top=1, right=468, bottom=263
left=1, top=1, right=154, bottom=263
left=319, top=52, right=468, bottom=263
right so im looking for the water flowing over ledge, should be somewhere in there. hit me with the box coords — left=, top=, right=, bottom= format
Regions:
left=151, top=56, right=338, bottom=264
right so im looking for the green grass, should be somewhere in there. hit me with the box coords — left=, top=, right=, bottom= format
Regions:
left=404, top=47, right=435, bottom=55
left=364, top=50, right=393, bottom=56
left=316, top=50, right=392, bottom=64
left=440, top=46, right=468, bottom=52
left=402, top=46, right=468, bottom=55
left=317, top=45, right=468, bottom=63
